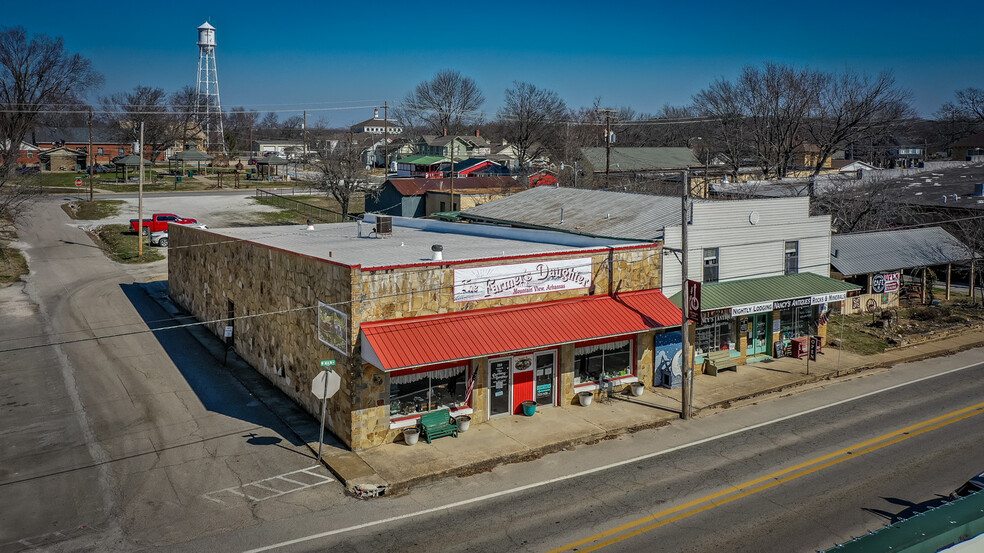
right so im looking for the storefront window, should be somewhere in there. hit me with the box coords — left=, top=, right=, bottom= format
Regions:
left=389, top=365, right=468, bottom=417
left=780, top=306, right=816, bottom=339
left=574, top=340, right=632, bottom=385
left=695, top=319, right=734, bottom=356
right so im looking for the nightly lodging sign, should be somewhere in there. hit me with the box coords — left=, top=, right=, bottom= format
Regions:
left=453, top=258, right=592, bottom=302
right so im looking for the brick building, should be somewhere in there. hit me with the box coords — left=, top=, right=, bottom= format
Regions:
left=168, top=216, right=681, bottom=450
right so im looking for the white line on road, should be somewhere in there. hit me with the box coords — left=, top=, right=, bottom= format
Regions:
left=243, top=360, right=983, bottom=553
left=203, top=466, right=334, bottom=505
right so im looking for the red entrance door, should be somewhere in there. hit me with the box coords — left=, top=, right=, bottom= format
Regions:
left=512, top=355, right=535, bottom=414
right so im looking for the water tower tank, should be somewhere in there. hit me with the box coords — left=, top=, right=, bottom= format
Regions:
left=197, top=22, right=216, bottom=49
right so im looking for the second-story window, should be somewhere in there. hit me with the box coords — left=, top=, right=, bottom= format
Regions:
left=785, top=241, right=799, bottom=275
left=703, top=248, right=719, bottom=283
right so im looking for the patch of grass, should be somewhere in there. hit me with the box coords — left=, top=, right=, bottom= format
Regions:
left=826, top=315, right=891, bottom=355
left=61, top=200, right=125, bottom=220
left=86, top=224, right=164, bottom=264
left=0, top=217, right=28, bottom=286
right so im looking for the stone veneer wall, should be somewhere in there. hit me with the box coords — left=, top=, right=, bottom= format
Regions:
left=169, top=225, right=664, bottom=451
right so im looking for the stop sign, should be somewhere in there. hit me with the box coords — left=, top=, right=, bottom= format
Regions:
left=312, top=370, right=340, bottom=400
left=75, top=178, right=83, bottom=187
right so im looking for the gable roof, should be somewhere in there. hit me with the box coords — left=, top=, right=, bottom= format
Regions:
left=385, top=176, right=522, bottom=196
left=830, top=227, right=975, bottom=275
left=461, top=186, right=680, bottom=241
left=170, top=147, right=213, bottom=162
left=580, top=147, right=700, bottom=172
left=351, top=118, right=402, bottom=129
left=952, top=132, right=984, bottom=149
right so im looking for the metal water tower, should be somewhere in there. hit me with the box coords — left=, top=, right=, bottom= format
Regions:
left=195, top=21, right=225, bottom=154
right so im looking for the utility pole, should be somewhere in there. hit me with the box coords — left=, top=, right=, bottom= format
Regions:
left=138, top=122, right=145, bottom=257
left=303, top=110, right=307, bottom=158
left=88, top=106, right=94, bottom=202
left=681, top=171, right=692, bottom=420
left=449, top=139, right=455, bottom=212
left=597, top=108, right=617, bottom=189
left=383, top=101, right=388, bottom=175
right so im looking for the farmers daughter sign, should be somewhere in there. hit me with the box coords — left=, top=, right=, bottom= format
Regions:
left=453, top=258, right=592, bottom=302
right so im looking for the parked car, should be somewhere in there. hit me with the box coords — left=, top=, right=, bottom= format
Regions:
left=950, top=471, right=984, bottom=500
left=149, top=230, right=169, bottom=248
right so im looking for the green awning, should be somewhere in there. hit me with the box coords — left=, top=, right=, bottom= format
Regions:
left=668, top=272, right=862, bottom=313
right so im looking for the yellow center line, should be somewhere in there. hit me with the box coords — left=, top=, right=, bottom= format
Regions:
left=547, top=401, right=984, bottom=553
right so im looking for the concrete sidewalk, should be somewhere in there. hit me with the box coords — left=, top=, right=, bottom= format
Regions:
left=142, top=281, right=984, bottom=497
left=346, top=328, right=984, bottom=496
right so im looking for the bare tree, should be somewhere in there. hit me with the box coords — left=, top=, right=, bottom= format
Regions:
left=401, top=70, right=485, bottom=135
left=812, top=176, right=913, bottom=233
left=170, top=85, right=203, bottom=150
left=0, top=26, right=101, bottom=214
left=497, top=81, right=566, bottom=166
left=806, top=71, right=911, bottom=190
left=224, top=107, right=259, bottom=156
left=693, top=78, right=748, bottom=179
left=309, top=139, right=370, bottom=220
left=100, top=86, right=178, bottom=163
left=945, top=88, right=984, bottom=122
left=259, top=112, right=279, bottom=138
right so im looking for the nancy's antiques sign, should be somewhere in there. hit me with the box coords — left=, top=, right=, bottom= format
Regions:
left=454, top=258, right=592, bottom=302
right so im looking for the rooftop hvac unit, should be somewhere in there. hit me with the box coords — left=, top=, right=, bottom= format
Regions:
left=375, top=215, right=393, bottom=236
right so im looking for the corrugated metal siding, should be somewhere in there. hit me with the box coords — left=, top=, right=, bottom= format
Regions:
left=830, top=227, right=974, bottom=276
left=361, top=289, right=682, bottom=370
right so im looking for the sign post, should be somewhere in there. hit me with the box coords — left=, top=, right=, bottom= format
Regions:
left=74, top=178, right=83, bottom=187
left=312, top=360, right=339, bottom=462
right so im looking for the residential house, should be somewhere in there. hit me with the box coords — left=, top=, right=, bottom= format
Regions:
left=414, top=133, right=492, bottom=160
left=168, top=216, right=679, bottom=450
left=32, top=126, right=135, bottom=166
left=366, top=176, right=524, bottom=217
left=441, top=158, right=509, bottom=178
left=395, top=155, right=446, bottom=178
left=0, top=141, right=42, bottom=168
left=950, top=132, right=984, bottom=161
left=251, top=139, right=307, bottom=159
left=460, top=187, right=858, bottom=371
left=528, top=169, right=558, bottom=187
left=39, top=146, right=88, bottom=172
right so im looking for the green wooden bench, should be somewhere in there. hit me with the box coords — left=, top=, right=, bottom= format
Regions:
left=705, top=350, right=738, bottom=376
left=419, top=408, right=458, bottom=444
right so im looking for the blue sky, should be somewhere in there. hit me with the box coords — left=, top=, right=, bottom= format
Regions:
left=5, top=1, right=980, bottom=125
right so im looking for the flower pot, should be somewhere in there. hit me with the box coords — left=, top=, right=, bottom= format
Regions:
left=521, top=400, right=536, bottom=416
left=577, top=391, right=593, bottom=406
left=403, top=427, right=419, bottom=446
left=455, top=415, right=471, bottom=432
left=630, top=382, right=645, bottom=397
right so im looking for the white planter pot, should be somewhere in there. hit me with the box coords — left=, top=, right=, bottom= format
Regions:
left=578, top=391, right=593, bottom=406
left=630, top=382, right=645, bottom=397
left=403, top=427, right=419, bottom=446
left=455, top=415, right=471, bottom=432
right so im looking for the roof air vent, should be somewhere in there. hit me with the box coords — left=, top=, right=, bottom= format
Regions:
left=431, top=244, right=443, bottom=262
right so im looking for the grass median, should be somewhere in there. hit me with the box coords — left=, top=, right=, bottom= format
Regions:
left=85, top=224, right=164, bottom=263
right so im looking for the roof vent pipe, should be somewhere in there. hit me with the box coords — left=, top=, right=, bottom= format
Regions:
left=431, top=244, right=443, bottom=261
left=306, top=219, right=315, bottom=230
left=560, top=208, right=565, bottom=224
left=357, top=220, right=363, bottom=238
left=833, top=249, right=838, bottom=258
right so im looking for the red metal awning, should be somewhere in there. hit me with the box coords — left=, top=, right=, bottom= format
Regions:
left=360, top=289, right=682, bottom=371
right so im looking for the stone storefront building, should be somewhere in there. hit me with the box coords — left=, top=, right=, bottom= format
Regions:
left=168, top=216, right=681, bottom=451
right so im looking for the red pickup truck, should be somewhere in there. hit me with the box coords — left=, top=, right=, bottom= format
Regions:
left=130, top=213, right=198, bottom=235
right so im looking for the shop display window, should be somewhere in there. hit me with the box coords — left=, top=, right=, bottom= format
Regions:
left=389, top=365, right=468, bottom=417
left=695, top=319, right=734, bottom=357
left=574, top=339, right=632, bottom=385
left=779, top=305, right=817, bottom=340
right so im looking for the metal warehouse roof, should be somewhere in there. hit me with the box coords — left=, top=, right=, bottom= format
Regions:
left=461, top=187, right=681, bottom=241
left=668, top=273, right=861, bottom=311
left=830, top=227, right=974, bottom=276
left=360, top=289, right=682, bottom=371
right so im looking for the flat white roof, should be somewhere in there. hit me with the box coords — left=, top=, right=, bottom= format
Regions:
left=196, top=217, right=642, bottom=269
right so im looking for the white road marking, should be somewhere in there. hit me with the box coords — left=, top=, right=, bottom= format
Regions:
left=243, top=360, right=983, bottom=553
left=203, top=466, right=334, bottom=505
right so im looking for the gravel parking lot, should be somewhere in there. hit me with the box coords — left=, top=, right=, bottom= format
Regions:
left=69, top=192, right=282, bottom=228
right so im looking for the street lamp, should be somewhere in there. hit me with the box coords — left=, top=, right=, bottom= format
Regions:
left=559, top=161, right=579, bottom=188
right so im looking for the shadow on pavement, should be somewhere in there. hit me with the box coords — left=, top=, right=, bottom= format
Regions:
left=119, top=282, right=307, bottom=447
left=863, top=495, right=951, bottom=523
